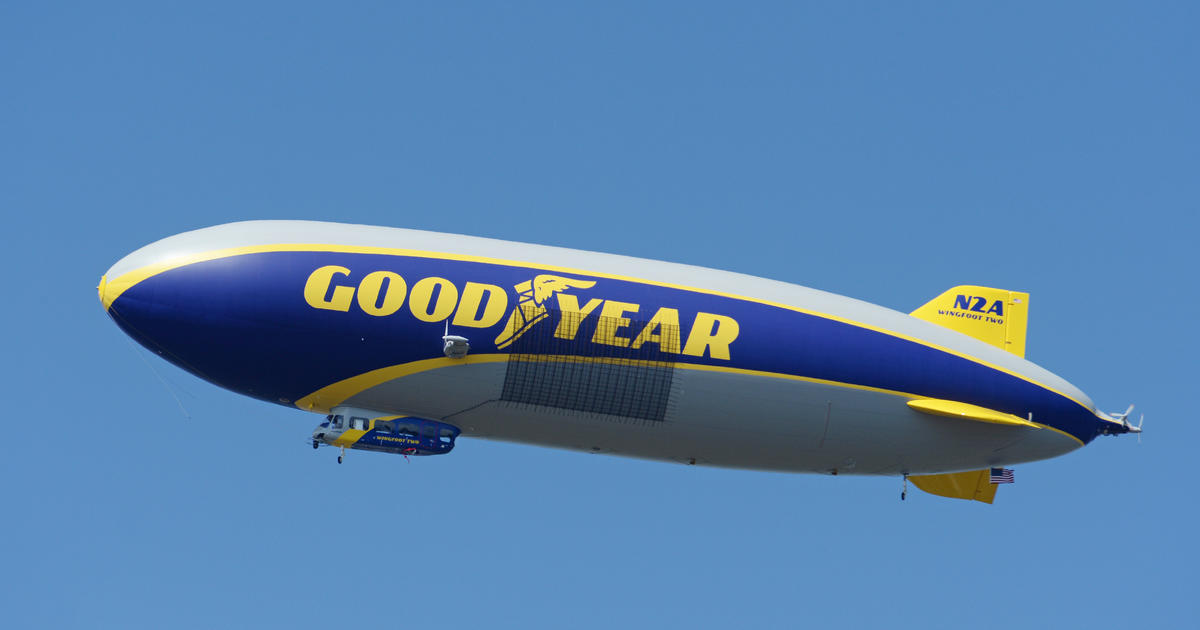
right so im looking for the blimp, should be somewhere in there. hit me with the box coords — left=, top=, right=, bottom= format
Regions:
left=99, top=221, right=1140, bottom=503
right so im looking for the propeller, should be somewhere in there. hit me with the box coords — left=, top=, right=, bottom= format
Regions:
left=1108, top=405, right=1144, bottom=441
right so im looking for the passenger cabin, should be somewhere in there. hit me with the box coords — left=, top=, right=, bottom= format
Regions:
left=312, top=412, right=460, bottom=457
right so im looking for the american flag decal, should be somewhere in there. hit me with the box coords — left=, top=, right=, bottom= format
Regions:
left=990, top=467, right=1014, bottom=484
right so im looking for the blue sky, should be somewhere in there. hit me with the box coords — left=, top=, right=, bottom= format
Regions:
left=3, top=2, right=1196, bottom=627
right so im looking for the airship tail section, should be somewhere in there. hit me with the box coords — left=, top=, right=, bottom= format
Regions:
left=911, top=286, right=1029, bottom=357
left=909, top=469, right=999, bottom=504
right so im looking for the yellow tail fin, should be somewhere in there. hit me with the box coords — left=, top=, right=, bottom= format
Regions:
left=910, top=286, right=1029, bottom=357
left=909, top=469, right=998, bottom=504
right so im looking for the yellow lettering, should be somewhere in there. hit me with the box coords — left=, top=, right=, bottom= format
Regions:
left=355, top=271, right=407, bottom=317
left=554, top=294, right=604, bottom=340
left=630, top=307, right=681, bottom=353
left=304, top=265, right=355, bottom=312
left=592, top=301, right=639, bottom=347
left=409, top=277, right=459, bottom=322
left=452, top=282, right=508, bottom=328
left=682, top=313, right=740, bottom=360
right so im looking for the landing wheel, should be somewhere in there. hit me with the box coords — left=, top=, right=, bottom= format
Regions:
left=312, top=440, right=319, bottom=450
left=337, top=455, right=343, bottom=464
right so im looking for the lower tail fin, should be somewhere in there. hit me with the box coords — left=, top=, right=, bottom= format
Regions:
left=909, top=469, right=999, bottom=504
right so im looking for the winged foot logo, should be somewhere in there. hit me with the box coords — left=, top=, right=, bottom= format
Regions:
left=494, top=275, right=596, bottom=348
left=302, top=265, right=740, bottom=359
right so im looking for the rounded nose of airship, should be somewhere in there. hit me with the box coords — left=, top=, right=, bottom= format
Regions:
left=98, top=264, right=154, bottom=331
left=98, top=274, right=114, bottom=310
left=95, top=234, right=343, bottom=408
left=98, top=263, right=144, bottom=315
left=98, top=266, right=137, bottom=327
left=97, top=262, right=164, bottom=355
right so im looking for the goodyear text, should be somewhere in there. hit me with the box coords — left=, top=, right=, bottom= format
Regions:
left=303, top=265, right=740, bottom=360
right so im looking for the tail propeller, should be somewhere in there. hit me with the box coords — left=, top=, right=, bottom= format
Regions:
left=1109, top=404, right=1144, bottom=441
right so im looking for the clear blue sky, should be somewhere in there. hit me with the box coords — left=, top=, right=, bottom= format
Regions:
left=3, top=2, right=1195, bottom=627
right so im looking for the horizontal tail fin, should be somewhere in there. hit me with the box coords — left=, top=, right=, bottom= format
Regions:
left=910, top=285, right=1029, bottom=357
left=907, top=398, right=1040, bottom=429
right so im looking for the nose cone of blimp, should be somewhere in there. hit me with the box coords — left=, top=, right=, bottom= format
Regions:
left=97, top=222, right=359, bottom=408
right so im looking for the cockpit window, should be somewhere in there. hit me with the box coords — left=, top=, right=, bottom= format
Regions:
left=350, top=416, right=368, bottom=430
left=332, top=415, right=344, bottom=428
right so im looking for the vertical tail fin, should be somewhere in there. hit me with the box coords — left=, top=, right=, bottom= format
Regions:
left=910, top=286, right=1029, bottom=357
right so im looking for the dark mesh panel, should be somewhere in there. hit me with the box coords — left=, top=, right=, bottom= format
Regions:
left=500, top=310, right=677, bottom=423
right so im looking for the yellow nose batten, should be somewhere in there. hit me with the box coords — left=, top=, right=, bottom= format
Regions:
left=98, top=273, right=128, bottom=311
